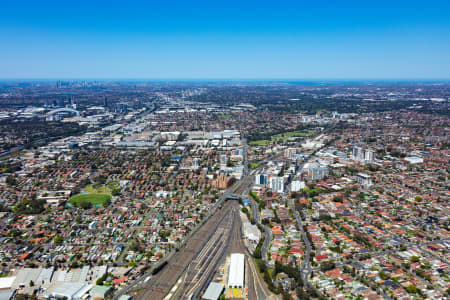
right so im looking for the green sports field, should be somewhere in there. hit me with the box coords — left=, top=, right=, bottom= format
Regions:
left=69, top=193, right=111, bottom=207
left=69, top=184, right=113, bottom=207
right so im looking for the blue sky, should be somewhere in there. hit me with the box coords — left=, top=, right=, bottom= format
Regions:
left=1, top=0, right=450, bottom=79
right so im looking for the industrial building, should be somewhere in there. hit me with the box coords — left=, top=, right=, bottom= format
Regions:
left=202, top=282, right=224, bottom=300
left=227, top=253, right=245, bottom=289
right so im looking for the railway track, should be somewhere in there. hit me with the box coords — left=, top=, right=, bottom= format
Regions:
left=135, top=202, right=234, bottom=300
left=176, top=207, right=236, bottom=299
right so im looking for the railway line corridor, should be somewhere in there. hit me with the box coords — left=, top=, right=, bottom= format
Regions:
left=173, top=208, right=235, bottom=299
left=135, top=202, right=234, bottom=299
left=136, top=193, right=276, bottom=300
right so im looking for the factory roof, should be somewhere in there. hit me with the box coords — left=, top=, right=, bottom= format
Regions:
left=202, top=282, right=224, bottom=300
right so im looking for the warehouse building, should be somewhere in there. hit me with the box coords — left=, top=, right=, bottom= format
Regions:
left=227, top=253, right=245, bottom=289
left=202, top=282, right=224, bottom=300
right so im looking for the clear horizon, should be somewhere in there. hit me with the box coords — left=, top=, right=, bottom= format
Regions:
left=1, top=0, right=450, bottom=79
left=1, top=78, right=450, bottom=82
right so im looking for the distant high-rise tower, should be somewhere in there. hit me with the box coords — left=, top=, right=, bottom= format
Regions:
left=352, top=145, right=375, bottom=164
left=254, top=174, right=268, bottom=186
left=220, top=154, right=227, bottom=166
left=71, top=96, right=77, bottom=109
left=104, top=96, right=108, bottom=108
left=364, top=149, right=374, bottom=163
left=119, top=103, right=128, bottom=113
left=269, top=176, right=284, bottom=193
left=352, top=146, right=363, bottom=161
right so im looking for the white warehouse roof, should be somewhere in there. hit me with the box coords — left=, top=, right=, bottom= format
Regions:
left=0, top=276, right=15, bottom=290
left=227, top=253, right=245, bottom=288
left=50, top=282, right=91, bottom=300
left=202, top=282, right=224, bottom=300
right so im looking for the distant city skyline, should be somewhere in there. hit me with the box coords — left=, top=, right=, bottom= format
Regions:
left=1, top=0, right=450, bottom=79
